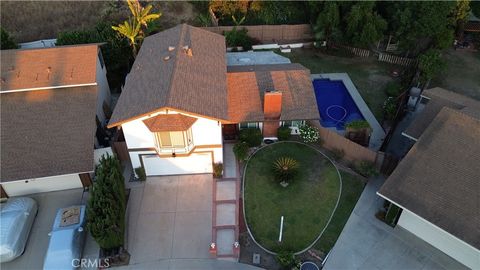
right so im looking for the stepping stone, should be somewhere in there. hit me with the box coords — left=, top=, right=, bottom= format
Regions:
left=216, top=203, right=236, bottom=226
left=216, top=181, right=236, bottom=201
left=216, top=228, right=235, bottom=255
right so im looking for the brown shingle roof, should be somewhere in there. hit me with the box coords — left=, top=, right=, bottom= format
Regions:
left=0, top=44, right=98, bottom=91
left=404, top=87, right=480, bottom=139
left=143, top=114, right=197, bottom=132
left=227, top=64, right=319, bottom=122
left=1, top=86, right=97, bottom=182
left=108, top=24, right=228, bottom=127
left=379, top=107, right=480, bottom=249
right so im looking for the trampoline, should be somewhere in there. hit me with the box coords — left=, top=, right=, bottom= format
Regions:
left=313, top=79, right=365, bottom=130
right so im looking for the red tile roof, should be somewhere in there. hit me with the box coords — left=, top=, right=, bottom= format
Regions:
left=227, top=64, right=320, bottom=122
left=143, top=114, right=197, bottom=132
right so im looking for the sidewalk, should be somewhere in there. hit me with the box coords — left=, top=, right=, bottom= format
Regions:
left=323, top=176, right=467, bottom=270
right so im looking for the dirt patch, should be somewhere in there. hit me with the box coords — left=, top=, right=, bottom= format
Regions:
left=0, top=1, right=198, bottom=43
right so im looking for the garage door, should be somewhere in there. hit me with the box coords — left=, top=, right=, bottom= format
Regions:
left=1, top=174, right=83, bottom=197
left=398, top=209, right=480, bottom=269
left=142, top=153, right=213, bottom=176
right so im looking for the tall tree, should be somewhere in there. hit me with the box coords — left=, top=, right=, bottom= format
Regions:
left=313, top=1, right=340, bottom=45
left=344, top=2, right=387, bottom=48
left=453, top=0, right=471, bottom=39
left=388, top=1, right=456, bottom=54
left=418, top=49, right=446, bottom=88
left=87, top=154, right=126, bottom=251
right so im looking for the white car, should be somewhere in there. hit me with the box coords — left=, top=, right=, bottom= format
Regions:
left=0, top=197, right=38, bottom=262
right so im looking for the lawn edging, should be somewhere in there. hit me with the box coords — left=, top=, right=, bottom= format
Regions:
left=242, top=141, right=343, bottom=256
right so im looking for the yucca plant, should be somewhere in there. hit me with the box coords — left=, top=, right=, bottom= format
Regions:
left=273, top=157, right=299, bottom=186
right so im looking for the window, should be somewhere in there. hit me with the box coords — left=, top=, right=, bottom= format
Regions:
left=239, top=122, right=259, bottom=129
left=154, top=128, right=194, bottom=153
left=282, top=120, right=304, bottom=127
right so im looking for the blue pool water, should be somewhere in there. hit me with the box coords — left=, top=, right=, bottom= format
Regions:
left=313, top=79, right=365, bottom=130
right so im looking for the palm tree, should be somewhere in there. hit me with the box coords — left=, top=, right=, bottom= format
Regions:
left=112, top=0, right=161, bottom=57
left=112, top=19, right=141, bottom=56
left=127, top=0, right=161, bottom=28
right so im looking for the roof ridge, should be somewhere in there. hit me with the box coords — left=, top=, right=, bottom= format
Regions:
left=165, top=24, right=187, bottom=106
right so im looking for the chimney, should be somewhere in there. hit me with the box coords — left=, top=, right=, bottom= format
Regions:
left=263, top=91, right=282, bottom=119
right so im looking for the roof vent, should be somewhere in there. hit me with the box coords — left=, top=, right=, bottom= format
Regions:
left=168, top=46, right=175, bottom=51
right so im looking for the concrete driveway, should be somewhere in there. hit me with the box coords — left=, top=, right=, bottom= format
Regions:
left=126, top=174, right=213, bottom=266
left=1, top=188, right=94, bottom=270
left=323, top=177, right=468, bottom=270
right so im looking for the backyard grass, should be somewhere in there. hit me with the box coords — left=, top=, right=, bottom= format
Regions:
left=281, top=49, right=396, bottom=121
left=313, top=171, right=365, bottom=256
left=244, top=142, right=341, bottom=253
left=431, top=49, right=480, bottom=101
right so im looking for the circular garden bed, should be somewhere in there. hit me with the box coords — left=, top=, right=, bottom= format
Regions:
left=243, top=142, right=341, bottom=254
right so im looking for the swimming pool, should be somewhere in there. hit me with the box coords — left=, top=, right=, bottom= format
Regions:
left=313, top=78, right=365, bottom=130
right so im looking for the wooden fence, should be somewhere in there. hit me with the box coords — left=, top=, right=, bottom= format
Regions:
left=310, top=121, right=377, bottom=163
left=340, top=45, right=371, bottom=58
left=202, top=24, right=313, bottom=43
left=378, top=52, right=417, bottom=67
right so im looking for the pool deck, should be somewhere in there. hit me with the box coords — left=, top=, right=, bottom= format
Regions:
left=311, top=73, right=385, bottom=151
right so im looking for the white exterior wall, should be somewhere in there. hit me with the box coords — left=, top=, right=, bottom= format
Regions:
left=96, top=53, right=111, bottom=126
left=122, top=110, right=223, bottom=176
left=1, top=174, right=83, bottom=197
left=398, top=209, right=480, bottom=269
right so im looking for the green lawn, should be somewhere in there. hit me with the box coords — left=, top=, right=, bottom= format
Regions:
left=280, top=49, right=395, bottom=121
left=244, top=142, right=341, bottom=253
left=313, top=171, right=365, bottom=255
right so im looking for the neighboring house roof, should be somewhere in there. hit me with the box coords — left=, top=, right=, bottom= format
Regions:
left=404, top=87, right=480, bottom=139
left=0, top=44, right=99, bottom=92
left=143, top=114, right=197, bottom=132
left=108, top=24, right=228, bottom=127
left=226, top=51, right=291, bottom=66
left=1, top=86, right=97, bottom=182
left=227, top=64, right=320, bottom=122
left=378, top=107, right=480, bottom=250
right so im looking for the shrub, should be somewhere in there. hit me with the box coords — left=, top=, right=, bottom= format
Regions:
left=331, top=148, right=345, bottom=161
left=276, top=251, right=296, bottom=268
left=383, top=97, right=398, bottom=121
left=233, top=142, right=249, bottom=161
left=277, top=126, right=291, bottom=141
left=87, top=154, right=125, bottom=251
left=273, top=157, right=299, bottom=186
left=299, top=124, right=320, bottom=143
left=384, top=81, right=402, bottom=97
left=134, top=167, right=146, bottom=181
left=0, top=28, right=18, bottom=50
left=345, top=120, right=370, bottom=130
left=224, top=27, right=255, bottom=50
left=239, top=128, right=263, bottom=147
left=213, top=162, right=223, bottom=178
left=354, top=160, right=379, bottom=178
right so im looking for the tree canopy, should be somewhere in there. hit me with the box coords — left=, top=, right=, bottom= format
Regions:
left=344, top=2, right=387, bottom=48
left=385, top=1, right=456, bottom=54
